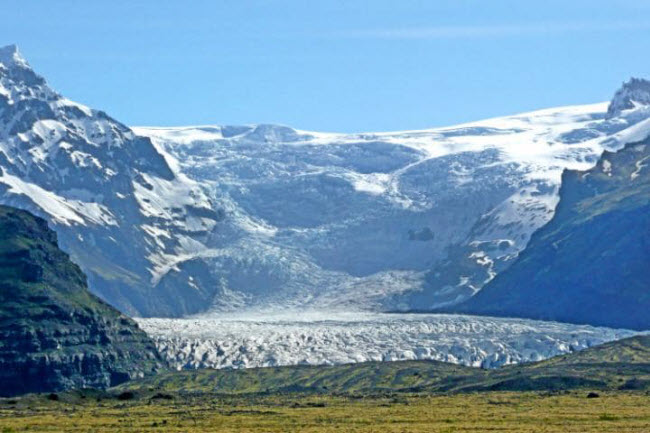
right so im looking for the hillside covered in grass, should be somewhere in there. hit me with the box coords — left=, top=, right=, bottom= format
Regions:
left=5, top=335, right=647, bottom=432
left=0, top=205, right=165, bottom=397
left=120, top=335, right=650, bottom=395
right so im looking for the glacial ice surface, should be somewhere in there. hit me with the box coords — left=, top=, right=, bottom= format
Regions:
left=137, top=312, right=637, bottom=370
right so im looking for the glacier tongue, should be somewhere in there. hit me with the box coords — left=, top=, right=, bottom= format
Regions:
left=137, top=313, right=638, bottom=370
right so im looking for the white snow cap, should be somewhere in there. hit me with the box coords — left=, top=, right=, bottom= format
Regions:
left=608, top=77, right=650, bottom=117
left=0, top=44, right=29, bottom=69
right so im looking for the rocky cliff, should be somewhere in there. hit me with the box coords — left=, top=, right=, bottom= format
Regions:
left=0, top=205, right=165, bottom=397
left=455, top=136, right=650, bottom=330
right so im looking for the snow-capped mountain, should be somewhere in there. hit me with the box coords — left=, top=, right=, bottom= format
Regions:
left=607, top=78, right=650, bottom=117
left=0, top=44, right=222, bottom=316
left=456, top=133, right=650, bottom=330
left=135, top=79, right=650, bottom=313
left=2, top=43, right=650, bottom=316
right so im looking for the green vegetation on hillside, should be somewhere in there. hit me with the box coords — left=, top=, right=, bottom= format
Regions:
left=1, top=305, right=649, bottom=432
left=0, top=205, right=165, bottom=396
left=120, top=335, right=650, bottom=395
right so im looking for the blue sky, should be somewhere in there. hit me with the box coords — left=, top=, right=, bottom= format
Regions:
left=3, top=0, right=650, bottom=132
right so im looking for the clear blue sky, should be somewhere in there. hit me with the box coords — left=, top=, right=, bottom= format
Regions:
left=3, top=0, right=650, bottom=132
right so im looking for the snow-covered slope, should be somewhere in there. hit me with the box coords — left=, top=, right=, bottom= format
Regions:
left=2, top=43, right=650, bottom=316
left=0, top=45, right=222, bottom=316
left=137, top=312, right=638, bottom=370
left=135, top=79, right=650, bottom=312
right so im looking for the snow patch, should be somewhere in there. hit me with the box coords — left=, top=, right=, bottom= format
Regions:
left=0, top=173, right=117, bottom=226
left=631, top=156, right=649, bottom=180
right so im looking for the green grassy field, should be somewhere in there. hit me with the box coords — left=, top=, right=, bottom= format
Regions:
left=1, top=391, right=649, bottom=432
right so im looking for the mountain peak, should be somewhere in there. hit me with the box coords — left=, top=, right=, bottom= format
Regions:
left=607, top=77, right=650, bottom=117
left=0, top=44, right=29, bottom=69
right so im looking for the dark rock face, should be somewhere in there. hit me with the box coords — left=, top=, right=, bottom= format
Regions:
left=455, top=138, right=650, bottom=330
left=0, top=205, right=165, bottom=397
left=607, top=78, right=650, bottom=117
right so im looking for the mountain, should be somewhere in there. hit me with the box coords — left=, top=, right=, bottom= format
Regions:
left=0, top=45, right=222, bottom=316
left=135, top=82, right=650, bottom=312
left=0, top=205, right=165, bottom=397
left=608, top=77, right=650, bottom=117
left=455, top=132, right=650, bottom=330
left=2, top=43, right=650, bottom=316
left=121, top=334, right=650, bottom=394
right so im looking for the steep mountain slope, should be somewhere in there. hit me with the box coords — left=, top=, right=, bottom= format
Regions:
left=0, top=45, right=222, bottom=316
left=455, top=134, right=650, bottom=330
left=136, top=79, right=650, bottom=312
left=3, top=42, right=650, bottom=315
left=122, top=334, right=650, bottom=394
left=0, top=205, right=165, bottom=397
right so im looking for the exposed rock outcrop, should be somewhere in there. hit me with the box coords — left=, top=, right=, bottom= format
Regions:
left=455, top=137, right=650, bottom=330
left=0, top=205, right=165, bottom=396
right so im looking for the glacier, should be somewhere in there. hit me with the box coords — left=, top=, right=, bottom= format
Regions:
left=2, top=44, right=650, bottom=372
left=135, top=95, right=650, bottom=313
left=137, top=312, right=638, bottom=370
left=2, top=44, right=650, bottom=316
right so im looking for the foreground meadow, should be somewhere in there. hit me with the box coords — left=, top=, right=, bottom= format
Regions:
left=1, top=391, right=649, bottom=433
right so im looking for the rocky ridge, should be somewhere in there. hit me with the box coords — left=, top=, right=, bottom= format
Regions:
left=0, top=205, right=165, bottom=397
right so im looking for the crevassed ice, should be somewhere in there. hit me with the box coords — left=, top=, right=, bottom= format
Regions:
left=137, top=312, right=638, bottom=370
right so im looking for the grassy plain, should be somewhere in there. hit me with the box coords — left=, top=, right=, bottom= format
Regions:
left=2, top=335, right=649, bottom=432
left=1, top=391, right=649, bottom=432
